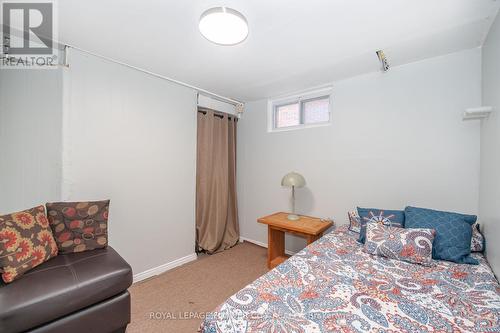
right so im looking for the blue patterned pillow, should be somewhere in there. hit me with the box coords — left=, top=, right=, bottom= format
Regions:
left=357, top=207, right=405, bottom=243
left=404, top=206, right=478, bottom=265
left=348, top=210, right=361, bottom=233
left=471, top=223, right=485, bottom=252
left=364, top=223, right=436, bottom=266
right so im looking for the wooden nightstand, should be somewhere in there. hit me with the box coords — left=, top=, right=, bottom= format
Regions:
left=258, top=212, right=333, bottom=269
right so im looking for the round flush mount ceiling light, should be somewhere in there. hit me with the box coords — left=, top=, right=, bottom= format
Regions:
left=199, top=7, right=248, bottom=45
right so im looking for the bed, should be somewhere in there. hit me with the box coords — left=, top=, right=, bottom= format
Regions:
left=199, top=225, right=500, bottom=332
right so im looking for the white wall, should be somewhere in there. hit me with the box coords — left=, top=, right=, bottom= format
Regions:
left=0, top=69, right=63, bottom=213
left=62, top=49, right=198, bottom=275
left=0, top=46, right=489, bottom=276
left=238, top=49, right=482, bottom=253
left=479, top=14, right=500, bottom=276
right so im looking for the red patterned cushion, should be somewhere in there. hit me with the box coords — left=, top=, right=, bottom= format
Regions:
left=0, top=205, right=58, bottom=283
left=46, top=200, right=109, bottom=254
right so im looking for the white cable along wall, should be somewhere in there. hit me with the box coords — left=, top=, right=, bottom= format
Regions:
left=59, top=45, right=244, bottom=113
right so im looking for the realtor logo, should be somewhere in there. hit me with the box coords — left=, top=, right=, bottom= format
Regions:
left=1, top=1, right=58, bottom=68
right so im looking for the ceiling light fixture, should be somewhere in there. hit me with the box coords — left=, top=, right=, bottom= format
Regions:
left=199, top=7, right=248, bottom=46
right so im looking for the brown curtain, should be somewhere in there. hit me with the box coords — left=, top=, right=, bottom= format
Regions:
left=196, top=108, right=239, bottom=254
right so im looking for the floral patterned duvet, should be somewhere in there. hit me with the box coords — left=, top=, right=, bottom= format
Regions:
left=200, top=226, right=500, bottom=333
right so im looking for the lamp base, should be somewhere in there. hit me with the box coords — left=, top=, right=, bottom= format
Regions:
left=287, top=214, right=300, bottom=221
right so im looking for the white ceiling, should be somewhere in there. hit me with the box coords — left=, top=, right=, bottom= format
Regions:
left=58, top=0, right=500, bottom=101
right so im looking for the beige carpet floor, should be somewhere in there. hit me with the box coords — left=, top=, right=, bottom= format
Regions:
left=127, top=241, right=268, bottom=333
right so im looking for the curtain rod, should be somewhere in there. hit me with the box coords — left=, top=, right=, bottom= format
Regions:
left=64, top=44, right=244, bottom=107
left=198, top=108, right=237, bottom=120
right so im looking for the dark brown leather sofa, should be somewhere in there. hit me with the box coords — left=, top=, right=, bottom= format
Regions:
left=0, top=247, right=132, bottom=333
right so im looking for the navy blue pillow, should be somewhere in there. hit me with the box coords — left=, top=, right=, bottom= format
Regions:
left=404, top=206, right=478, bottom=265
left=357, top=207, right=405, bottom=243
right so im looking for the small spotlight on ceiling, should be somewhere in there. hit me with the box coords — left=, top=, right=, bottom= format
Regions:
left=199, top=7, right=248, bottom=46
left=376, top=50, right=390, bottom=72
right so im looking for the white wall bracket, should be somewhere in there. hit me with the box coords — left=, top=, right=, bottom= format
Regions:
left=376, top=50, right=390, bottom=72
left=463, top=106, right=493, bottom=120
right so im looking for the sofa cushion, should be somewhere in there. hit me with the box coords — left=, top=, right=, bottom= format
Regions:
left=0, top=246, right=132, bottom=333
left=0, top=205, right=58, bottom=283
left=46, top=200, right=110, bottom=254
left=28, top=292, right=131, bottom=333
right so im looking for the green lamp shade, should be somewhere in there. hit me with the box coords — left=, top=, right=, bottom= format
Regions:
left=281, top=172, right=306, bottom=188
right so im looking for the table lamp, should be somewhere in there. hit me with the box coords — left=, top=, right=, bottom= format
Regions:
left=281, top=172, right=306, bottom=220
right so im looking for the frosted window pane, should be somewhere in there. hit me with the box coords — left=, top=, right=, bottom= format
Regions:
left=303, top=98, right=329, bottom=124
left=276, top=103, right=300, bottom=128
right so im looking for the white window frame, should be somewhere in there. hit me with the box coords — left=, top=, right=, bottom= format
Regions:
left=267, top=87, right=333, bottom=132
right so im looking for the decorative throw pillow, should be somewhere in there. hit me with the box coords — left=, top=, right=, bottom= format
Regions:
left=348, top=210, right=361, bottom=233
left=46, top=200, right=109, bottom=254
left=471, top=223, right=485, bottom=252
left=357, top=207, right=405, bottom=243
left=364, top=223, right=436, bottom=266
left=404, top=206, right=478, bottom=265
left=0, top=205, right=58, bottom=283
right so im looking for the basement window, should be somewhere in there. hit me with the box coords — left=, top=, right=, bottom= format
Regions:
left=269, top=87, right=332, bottom=132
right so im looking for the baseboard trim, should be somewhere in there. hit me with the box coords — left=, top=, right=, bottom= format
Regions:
left=133, top=253, right=197, bottom=283
left=239, top=236, right=297, bottom=256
